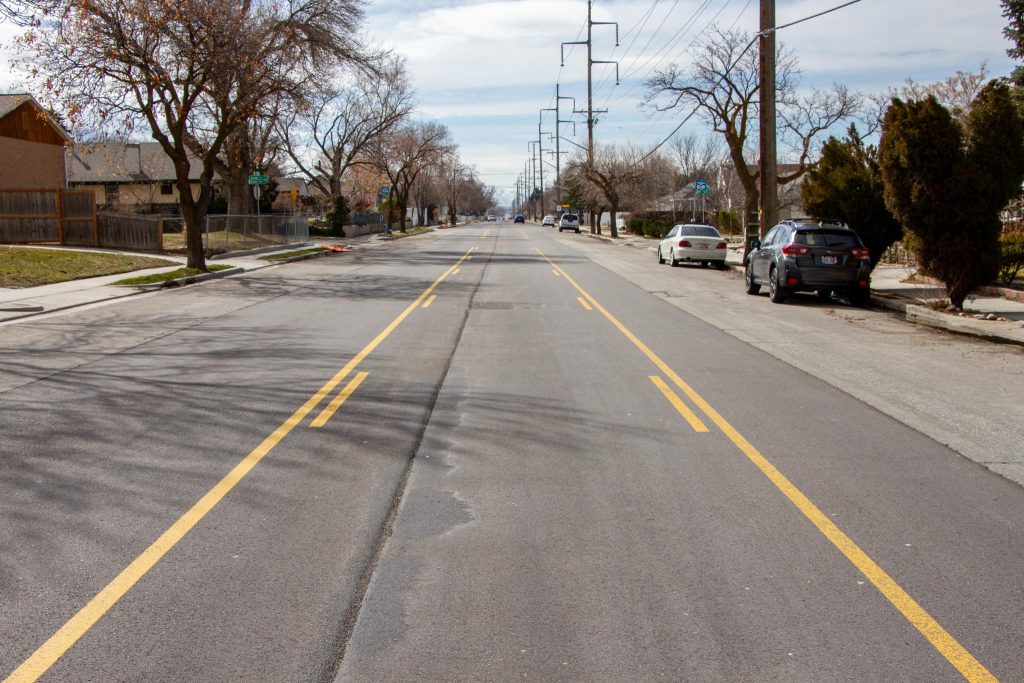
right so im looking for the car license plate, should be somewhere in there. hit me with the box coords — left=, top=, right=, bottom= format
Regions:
left=821, top=255, right=838, bottom=265
left=699, top=244, right=708, bottom=249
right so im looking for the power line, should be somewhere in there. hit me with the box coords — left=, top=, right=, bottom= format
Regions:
left=630, top=0, right=863, bottom=168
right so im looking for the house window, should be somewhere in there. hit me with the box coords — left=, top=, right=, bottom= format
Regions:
left=105, top=185, right=119, bottom=204
left=160, top=182, right=173, bottom=196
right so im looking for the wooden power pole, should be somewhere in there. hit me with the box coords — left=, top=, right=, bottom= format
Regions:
left=758, top=0, right=778, bottom=239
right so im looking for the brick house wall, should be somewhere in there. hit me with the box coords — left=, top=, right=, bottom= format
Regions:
left=0, top=136, right=67, bottom=189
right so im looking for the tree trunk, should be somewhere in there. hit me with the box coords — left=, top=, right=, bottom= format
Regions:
left=609, top=202, right=619, bottom=238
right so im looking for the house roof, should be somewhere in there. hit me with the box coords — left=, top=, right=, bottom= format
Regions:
left=0, top=93, right=73, bottom=144
left=274, top=177, right=311, bottom=196
left=67, top=142, right=203, bottom=184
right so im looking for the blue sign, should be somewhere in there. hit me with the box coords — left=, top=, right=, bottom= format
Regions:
left=380, top=185, right=391, bottom=197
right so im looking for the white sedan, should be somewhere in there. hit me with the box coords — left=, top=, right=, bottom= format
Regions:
left=542, top=215, right=556, bottom=226
left=658, top=224, right=728, bottom=268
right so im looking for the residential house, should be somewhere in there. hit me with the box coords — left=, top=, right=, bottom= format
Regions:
left=272, top=177, right=314, bottom=214
left=67, top=142, right=204, bottom=212
left=0, top=93, right=72, bottom=189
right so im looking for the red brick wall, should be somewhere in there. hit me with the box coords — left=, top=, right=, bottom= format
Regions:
left=0, top=137, right=66, bottom=189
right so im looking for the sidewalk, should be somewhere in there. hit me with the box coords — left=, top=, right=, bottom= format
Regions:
left=583, top=230, right=1024, bottom=346
left=0, top=235, right=381, bottom=323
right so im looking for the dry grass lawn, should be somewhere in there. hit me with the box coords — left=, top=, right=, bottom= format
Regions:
left=0, top=247, right=174, bottom=288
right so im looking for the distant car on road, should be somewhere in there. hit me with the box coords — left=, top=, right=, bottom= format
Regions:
left=657, top=224, right=728, bottom=269
left=744, top=218, right=872, bottom=305
left=558, top=214, right=581, bottom=233
left=486, top=214, right=498, bottom=222
left=542, top=215, right=556, bottom=227
left=514, top=214, right=525, bottom=224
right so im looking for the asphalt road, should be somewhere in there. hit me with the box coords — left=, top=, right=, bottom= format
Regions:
left=2, top=221, right=1023, bottom=682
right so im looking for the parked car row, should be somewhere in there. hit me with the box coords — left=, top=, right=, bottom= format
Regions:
left=655, top=218, right=872, bottom=307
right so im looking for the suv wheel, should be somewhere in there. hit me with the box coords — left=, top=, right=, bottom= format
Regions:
left=768, top=266, right=789, bottom=303
left=744, top=264, right=760, bottom=295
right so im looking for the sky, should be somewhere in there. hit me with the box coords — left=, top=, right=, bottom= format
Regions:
left=2, top=0, right=1017, bottom=205
left=364, top=0, right=1017, bottom=204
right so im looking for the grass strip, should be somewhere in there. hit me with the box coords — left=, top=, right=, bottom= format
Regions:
left=0, top=247, right=175, bottom=288
left=259, top=247, right=329, bottom=261
left=381, top=227, right=432, bottom=239
left=113, top=264, right=234, bottom=286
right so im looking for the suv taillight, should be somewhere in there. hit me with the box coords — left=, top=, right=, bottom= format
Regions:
left=678, top=240, right=692, bottom=248
left=782, top=245, right=810, bottom=256
left=851, top=247, right=870, bottom=260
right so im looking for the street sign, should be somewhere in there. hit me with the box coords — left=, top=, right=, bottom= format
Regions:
left=380, top=185, right=391, bottom=197
left=248, top=174, right=269, bottom=185
left=290, top=187, right=299, bottom=203
left=694, top=178, right=710, bottom=195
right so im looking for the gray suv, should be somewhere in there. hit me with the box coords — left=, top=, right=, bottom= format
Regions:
left=744, top=219, right=872, bottom=305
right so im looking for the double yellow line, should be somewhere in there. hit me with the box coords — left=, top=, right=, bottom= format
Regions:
left=4, top=247, right=477, bottom=683
left=535, top=247, right=995, bottom=682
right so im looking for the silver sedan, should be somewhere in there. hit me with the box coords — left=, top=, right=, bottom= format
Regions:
left=658, top=224, right=728, bottom=268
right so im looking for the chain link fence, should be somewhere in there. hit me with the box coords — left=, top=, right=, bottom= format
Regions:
left=203, top=214, right=310, bottom=254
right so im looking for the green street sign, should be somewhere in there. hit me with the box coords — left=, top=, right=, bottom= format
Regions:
left=248, top=174, right=269, bottom=185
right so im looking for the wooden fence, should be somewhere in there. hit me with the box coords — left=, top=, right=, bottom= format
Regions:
left=0, top=188, right=97, bottom=244
left=96, top=213, right=164, bottom=251
left=0, top=189, right=167, bottom=251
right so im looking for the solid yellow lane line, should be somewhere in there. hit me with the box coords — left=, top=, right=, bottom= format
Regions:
left=3, top=247, right=476, bottom=683
left=577, top=296, right=592, bottom=311
left=649, top=376, right=708, bottom=432
left=422, top=294, right=437, bottom=309
left=533, top=247, right=994, bottom=683
left=310, top=372, right=369, bottom=428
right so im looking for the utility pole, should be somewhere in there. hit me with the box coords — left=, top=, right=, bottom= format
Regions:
left=537, top=121, right=545, bottom=217
left=555, top=85, right=576, bottom=209
left=758, top=0, right=778, bottom=241
left=562, top=1, right=617, bottom=232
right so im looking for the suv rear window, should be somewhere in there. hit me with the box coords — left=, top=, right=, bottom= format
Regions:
left=793, top=229, right=862, bottom=248
left=562, top=215, right=579, bottom=221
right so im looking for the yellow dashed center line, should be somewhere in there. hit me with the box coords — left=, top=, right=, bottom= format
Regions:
left=577, top=296, right=592, bottom=311
left=649, top=376, right=708, bottom=432
left=532, top=246, right=994, bottom=683
left=310, top=372, right=369, bottom=428
left=552, top=269, right=561, bottom=277
left=3, top=247, right=477, bottom=683
left=422, top=294, right=437, bottom=309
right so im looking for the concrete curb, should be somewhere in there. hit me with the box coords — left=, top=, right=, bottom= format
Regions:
left=115, top=266, right=244, bottom=290
left=209, top=242, right=315, bottom=260
left=378, top=229, right=436, bottom=241
left=871, top=294, right=1024, bottom=346
left=258, top=248, right=338, bottom=265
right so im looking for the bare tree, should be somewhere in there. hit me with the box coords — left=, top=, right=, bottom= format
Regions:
left=22, top=0, right=366, bottom=269
left=363, top=121, right=453, bottom=231
left=279, top=55, right=413, bottom=200
left=644, top=25, right=860, bottom=238
left=670, top=132, right=723, bottom=182
left=436, top=154, right=469, bottom=226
